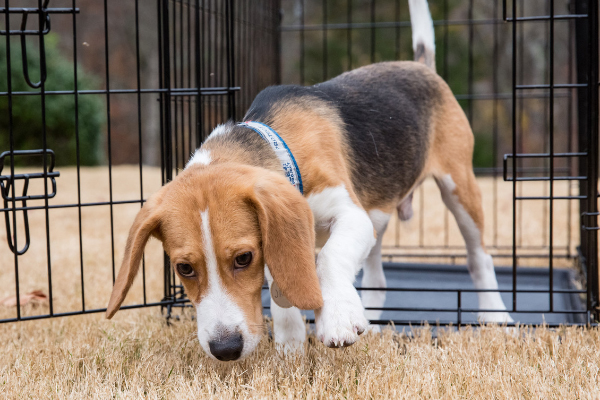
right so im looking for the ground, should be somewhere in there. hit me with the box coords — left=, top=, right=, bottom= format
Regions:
left=0, top=166, right=595, bottom=398
left=2, top=311, right=600, bottom=398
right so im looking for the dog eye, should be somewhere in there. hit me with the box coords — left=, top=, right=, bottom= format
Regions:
left=234, top=252, right=253, bottom=269
left=176, top=263, right=195, bottom=277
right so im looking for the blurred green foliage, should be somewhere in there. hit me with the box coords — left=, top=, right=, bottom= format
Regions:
left=0, top=34, right=104, bottom=166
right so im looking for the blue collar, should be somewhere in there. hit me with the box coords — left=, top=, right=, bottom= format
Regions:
left=238, top=121, right=304, bottom=194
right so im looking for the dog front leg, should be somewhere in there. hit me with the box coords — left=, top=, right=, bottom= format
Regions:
left=265, top=267, right=306, bottom=353
left=308, top=186, right=376, bottom=348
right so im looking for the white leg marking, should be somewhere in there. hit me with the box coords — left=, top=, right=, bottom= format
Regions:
left=436, top=175, right=513, bottom=324
left=265, top=267, right=306, bottom=354
left=308, top=185, right=376, bottom=347
left=361, top=210, right=390, bottom=332
left=186, top=148, right=211, bottom=167
left=195, top=209, right=261, bottom=360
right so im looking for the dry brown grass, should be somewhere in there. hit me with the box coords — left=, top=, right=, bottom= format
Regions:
left=0, top=166, right=593, bottom=398
left=2, top=311, right=600, bottom=399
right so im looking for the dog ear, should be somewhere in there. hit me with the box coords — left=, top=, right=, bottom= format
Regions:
left=106, top=189, right=164, bottom=319
left=250, top=173, right=323, bottom=310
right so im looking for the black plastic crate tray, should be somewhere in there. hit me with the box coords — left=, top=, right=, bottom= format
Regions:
left=261, top=263, right=586, bottom=327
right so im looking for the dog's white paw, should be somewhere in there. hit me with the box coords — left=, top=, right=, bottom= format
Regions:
left=275, top=339, right=305, bottom=355
left=271, top=305, right=306, bottom=355
left=273, top=322, right=306, bottom=355
left=315, top=289, right=368, bottom=348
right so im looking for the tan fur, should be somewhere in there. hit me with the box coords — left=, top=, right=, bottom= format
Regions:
left=421, top=73, right=486, bottom=246
left=203, top=138, right=282, bottom=173
left=266, top=99, right=362, bottom=206
left=106, top=187, right=166, bottom=318
left=106, top=163, right=323, bottom=330
left=258, top=98, right=379, bottom=245
left=250, top=170, right=323, bottom=310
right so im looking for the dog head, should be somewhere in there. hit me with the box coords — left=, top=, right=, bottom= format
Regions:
left=105, top=162, right=323, bottom=361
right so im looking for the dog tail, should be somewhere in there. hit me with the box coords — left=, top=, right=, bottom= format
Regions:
left=408, top=0, right=436, bottom=72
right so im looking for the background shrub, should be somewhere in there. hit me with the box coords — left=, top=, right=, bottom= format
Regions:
left=0, top=34, right=104, bottom=166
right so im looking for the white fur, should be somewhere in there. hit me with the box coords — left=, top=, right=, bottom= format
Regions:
left=408, top=0, right=435, bottom=53
left=368, top=209, right=391, bottom=235
left=308, top=185, right=376, bottom=347
left=207, top=123, right=231, bottom=138
left=436, top=174, right=512, bottom=323
left=195, top=209, right=261, bottom=360
left=264, top=267, right=306, bottom=353
left=186, top=148, right=211, bottom=167
left=361, top=210, right=391, bottom=332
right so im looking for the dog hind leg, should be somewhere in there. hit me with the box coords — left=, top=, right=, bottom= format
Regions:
left=434, top=170, right=513, bottom=324
left=427, top=77, right=512, bottom=324
left=361, top=210, right=391, bottom=332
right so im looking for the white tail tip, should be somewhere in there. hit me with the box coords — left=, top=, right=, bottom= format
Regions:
left=408, top=0, right=436, bottom=71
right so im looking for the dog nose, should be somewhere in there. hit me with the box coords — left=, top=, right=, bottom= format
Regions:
left=208, top=332, right=244, bottom=361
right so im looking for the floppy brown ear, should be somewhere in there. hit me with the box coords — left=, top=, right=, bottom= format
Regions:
left=106, top=191, right=164, bottom=319
left=251, top=173, right=323, bottom=310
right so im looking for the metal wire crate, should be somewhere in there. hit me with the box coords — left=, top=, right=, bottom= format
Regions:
left=0, top=0, right=598, bottom=327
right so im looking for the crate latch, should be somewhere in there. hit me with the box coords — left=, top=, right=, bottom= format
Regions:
left=0, top=1, right=80, bottom=89
left=0, top=150, right=60, bottom=255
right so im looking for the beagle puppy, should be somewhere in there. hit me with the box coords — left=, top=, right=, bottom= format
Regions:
left=106, top=0, right=512, bottom=361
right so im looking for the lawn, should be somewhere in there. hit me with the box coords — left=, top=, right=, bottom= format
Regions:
left=2, top=313, right=599, bottom=398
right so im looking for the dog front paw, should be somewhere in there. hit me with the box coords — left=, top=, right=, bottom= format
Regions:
left=275, top=339, right=305, bottom=355
left=273, top=322, right=306, bottom=355
left=315, top=290, right=369, bottom=348
left=271, top=305, right=307, bottom=354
